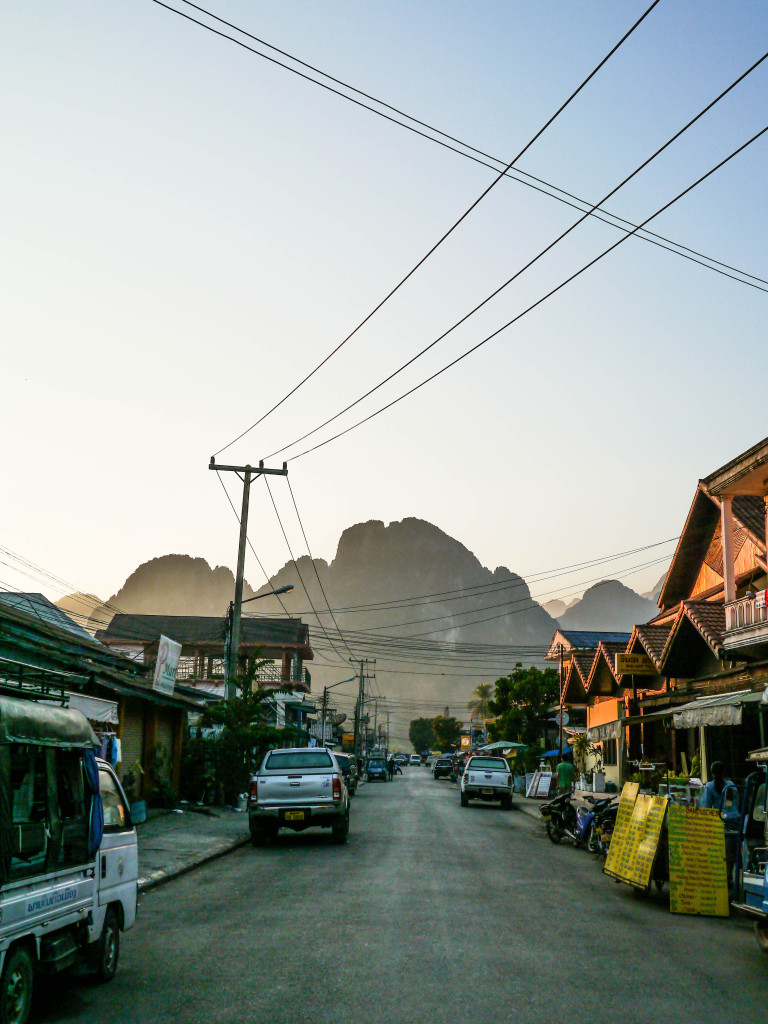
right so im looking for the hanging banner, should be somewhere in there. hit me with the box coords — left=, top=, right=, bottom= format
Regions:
left=604, top=785, right=667, bottom=888
left=667, top=805, right=729, bottom=917
left=152, top=635, right=182, bottom=696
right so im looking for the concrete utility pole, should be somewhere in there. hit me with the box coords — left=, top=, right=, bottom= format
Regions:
left=209, top=457, right=288, bottom=696
left=351, top=658, right=375, bottom=759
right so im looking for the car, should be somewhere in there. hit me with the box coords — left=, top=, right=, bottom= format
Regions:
left=366, top=756, right=390, bottom=782
left=393, top=753, right=409, bottom=765
left=433, top=757, right=454, bottom=780
left=425, top=753, right=435, bottom=767
left=460, top=755, right=513, bottom=809
left=333, top=752, right=359, bottom=796
left=409, top=754, right=421, bottom=766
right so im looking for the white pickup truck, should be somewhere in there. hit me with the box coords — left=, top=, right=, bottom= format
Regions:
left=460, top=756, right=513, bottom=809
left=248, top=747, right=350, bottom=845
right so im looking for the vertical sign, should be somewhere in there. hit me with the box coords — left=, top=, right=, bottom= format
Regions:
left=152, top=635, right=182, bottom=696
left=667, top=805, right=729, bottom=917
left=604, top=782, right=640, bottom=881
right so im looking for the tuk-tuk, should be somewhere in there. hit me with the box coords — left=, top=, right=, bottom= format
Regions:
left=731, top=746, right=768, bottom=952
left=0, top=695, right=138, bottom=1023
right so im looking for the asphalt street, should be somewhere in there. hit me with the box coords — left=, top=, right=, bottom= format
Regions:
left=33, top=767, right=767, bottom=1024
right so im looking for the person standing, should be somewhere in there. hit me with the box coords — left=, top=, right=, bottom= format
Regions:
left=556, top=757, right=575, bottom=795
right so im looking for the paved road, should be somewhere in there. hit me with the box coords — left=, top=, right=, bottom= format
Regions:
left=34, top=767, right=766, bottom=1023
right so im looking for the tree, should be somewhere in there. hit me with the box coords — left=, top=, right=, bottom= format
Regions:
left=409, top=717, right=436, bottom=754
left=487, top=663, right=560, bottom=747
left=199, top=654, right=299, bottom=802
left=467, top=682, right=493, bottom=722
left=432, top=715, right=462, bottom=752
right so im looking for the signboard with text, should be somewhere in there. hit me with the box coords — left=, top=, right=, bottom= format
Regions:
left=615, top=653, right=656, bottom=675
left=152, top=635, right=182, bottom=696
left=667, top=805, right=729, bottom=916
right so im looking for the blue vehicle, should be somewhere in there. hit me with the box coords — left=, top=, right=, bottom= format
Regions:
left=366, top=756, right=390, bottom=783
left=732, top=747, right=768, bottom=952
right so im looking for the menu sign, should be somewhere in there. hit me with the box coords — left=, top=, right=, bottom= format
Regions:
left=667, top=805, right=729, bottom=917
left=525, top=771, right=554, bottom=798
left=604, top=785, right=667, bottom=888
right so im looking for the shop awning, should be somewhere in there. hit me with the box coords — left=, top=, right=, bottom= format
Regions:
left=587, top=720, right=622, bottom=742
left=672, top=690, right=764, bottom=729
left=66, top=691, right=118, bottom=725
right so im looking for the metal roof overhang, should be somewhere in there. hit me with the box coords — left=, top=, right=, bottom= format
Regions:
left=621, top=690, right=765, bottom=730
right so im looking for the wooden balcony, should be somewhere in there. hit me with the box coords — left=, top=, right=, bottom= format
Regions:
left=724, top=594, right=768, bottom=653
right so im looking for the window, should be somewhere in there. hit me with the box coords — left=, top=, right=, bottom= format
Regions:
left=55, top=749, right=88, bottom=868
left=265, top=751, right=334, bottom=770
left=602, top=740, right=618, bottom=767
left=467, top=758, right=508, bottom=770
left=99, top=768, right=131, bottom=832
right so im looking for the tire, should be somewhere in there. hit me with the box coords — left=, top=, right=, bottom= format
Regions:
left=754, top=921, right=768, bottom=954
left=546, top=820, right=563, bottom=844
left=501, top=796, right=512, bottom=811
left=331, top=814, right=350, bottom=845
left=95, top=908, right=120, bottom=982
left=586, top=824, right=599, bottom=855
left=0, top=946, right=34, bottom=1024
left=460, top=791, right=469, bottom=807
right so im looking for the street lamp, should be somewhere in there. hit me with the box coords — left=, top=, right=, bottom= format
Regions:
left=226, top=583, right=295, bottom=697
left=320, top=676, right=356, bottom=746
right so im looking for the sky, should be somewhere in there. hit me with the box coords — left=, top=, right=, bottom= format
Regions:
left=3, top=0, right=767, bottom=616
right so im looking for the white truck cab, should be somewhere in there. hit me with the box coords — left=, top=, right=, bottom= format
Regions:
left=0, top=695, right=137, bottom=1024
left=460, top=755, right=513, bottom=809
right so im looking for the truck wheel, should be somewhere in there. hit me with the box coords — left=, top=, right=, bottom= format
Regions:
left=460, top=792, right=469, bottom=807
left=332, top=814, right=350, bottom=844
left=0, top=946, right=34, bottom=1024
left=500, top=796, right=512, bottom=811
left=755, top=921, right=768, bottom=953
left=95, top=908, right=120, bottom=982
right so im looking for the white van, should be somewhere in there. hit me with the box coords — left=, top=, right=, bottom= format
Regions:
left=0, top=695, right=137, bottom=1024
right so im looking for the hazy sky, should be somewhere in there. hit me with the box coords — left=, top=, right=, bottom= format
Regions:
left=3, top=1, right=767, bottom=612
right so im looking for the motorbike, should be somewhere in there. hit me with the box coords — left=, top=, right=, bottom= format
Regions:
left=592, top=800, right=619, bottom=856
left=575, top=795, right=617, bottom=852
left=539, top=790, right=579, bottom=844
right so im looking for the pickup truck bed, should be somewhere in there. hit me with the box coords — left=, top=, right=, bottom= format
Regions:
left=460, top=756, right=512, bottom=810
left=248, top=747, right=350, bottom=845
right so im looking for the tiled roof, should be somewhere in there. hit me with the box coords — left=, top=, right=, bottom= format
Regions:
left=562, top=657, right=588, bottom=703
left=633, top=624, right=673, bottom=669
left=733, top=495, right=766, bottom=544
left=98, top=614, right=310, bottom=649
left=682, top=601, right=725, bottom=653
left=586, top=641, right=629, bottom=692
left=572, top=652, right=596, bottom=685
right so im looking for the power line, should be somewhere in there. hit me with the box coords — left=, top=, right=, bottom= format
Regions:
left=208, top=0, right=662, bottom=455
left=288, top=122, right=768, bottom=462
left=268, top=50, right=768, bottom=461
left=160, top=2, right=768, bottom=299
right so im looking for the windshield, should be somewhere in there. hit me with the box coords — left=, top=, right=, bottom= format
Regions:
left=264, top=751, right=335, bottom=771
left=368, top=759, right=387, bottom=768
left=467, top=758, right=508, bottom=770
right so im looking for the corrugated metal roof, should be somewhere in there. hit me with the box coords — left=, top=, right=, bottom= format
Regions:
left=99, top=613, right=310, bottom=649
left=0, top=593, right=95, bottom=643
left=560, top=630, right=631, bottom=648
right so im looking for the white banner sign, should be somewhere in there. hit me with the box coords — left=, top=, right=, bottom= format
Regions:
left=153, top=635, right=182, bottom=696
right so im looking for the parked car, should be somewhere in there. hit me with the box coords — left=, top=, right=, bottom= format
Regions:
left=433, top=757, right=454, bottom=780
left=366, top=757, right=390, bottom=783
left=409, top=754, right=421, bottom=766
left=460, top=755, right=513, bottom=809
left=333, top=752, right=358, bottom=796
left=425, top=753, right=435, bottom=767
left=0, top=695, right=138, bottom=1024
left=248, top=747, right=350, bottom=844
left=393, top=754, right=409, bottom=766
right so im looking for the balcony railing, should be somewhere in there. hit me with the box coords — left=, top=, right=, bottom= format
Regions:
left=174, top=656, right=310, bottom=688
left=724, top=593, right=768, bottom=650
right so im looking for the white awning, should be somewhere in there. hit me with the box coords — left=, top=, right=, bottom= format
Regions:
left=588, top=720, right=622, bottom=742
left=66, top=691, right=118, bottom=725
left=672, top=690, right=764, bottom=730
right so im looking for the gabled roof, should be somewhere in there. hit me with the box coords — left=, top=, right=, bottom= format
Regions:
left=562, top=655, right=589, bottom=704
left=629, top=623, right=673, bottom=670
left=681, top=600, right=725, bottom=653
left=546, top=629, right=631, bottom=659
left=0, top=593, right=95, bottom=643
left=586, top=641, right=628, bottom=696
left=658, top=600, right=725, bottom=678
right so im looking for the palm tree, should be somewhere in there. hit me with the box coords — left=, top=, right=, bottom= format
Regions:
left=467, top=682, right=493, bottom=723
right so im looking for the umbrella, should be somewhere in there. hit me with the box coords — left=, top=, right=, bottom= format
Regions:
left=479, top=740, right=526, bottom=751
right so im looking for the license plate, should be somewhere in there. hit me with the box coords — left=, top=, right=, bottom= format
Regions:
left=285, top=810, right=305, bottom=821
left=482, top=788, right=494, bottom=795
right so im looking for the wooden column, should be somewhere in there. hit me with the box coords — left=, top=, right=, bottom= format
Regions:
left=721, top=495, right=736, bottom=604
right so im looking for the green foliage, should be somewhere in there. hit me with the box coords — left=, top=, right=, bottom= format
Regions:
left=196, top=654, right=300, bottom=804
left=487, top=663, right=560, bottom=747
left=467, top=682, right=493, bottom=722
left=432, top=715, right=462, bottom=751
left=409, top=717, right=436, bottom=754
left=150, top=744, right=178, bottom=809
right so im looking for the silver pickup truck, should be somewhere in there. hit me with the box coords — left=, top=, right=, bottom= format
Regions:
left=248, top=747, right=350, bottom=845
left=460, top=755, right=513, bottom=809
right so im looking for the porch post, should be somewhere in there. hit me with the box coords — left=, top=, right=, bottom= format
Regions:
left=721, top=495, right=736, bottom=604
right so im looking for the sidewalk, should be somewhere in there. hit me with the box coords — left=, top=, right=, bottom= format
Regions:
left=136, top=805, right=250, bottom=892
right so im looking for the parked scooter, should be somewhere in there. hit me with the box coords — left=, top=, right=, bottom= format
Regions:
left=592, top=800, right=619, bottom=856
left=540, top=790, right=579, bottom=844
left=575, top=795, right=616, bottom=852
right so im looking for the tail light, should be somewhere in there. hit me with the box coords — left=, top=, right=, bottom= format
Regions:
left=248, top=780, right=258, bottom=802
left=506, top=776, right=512, bottom=788
left=332, top=776, right=342, bottom=801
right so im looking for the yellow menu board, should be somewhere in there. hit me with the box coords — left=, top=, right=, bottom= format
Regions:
left=667, top=805, right=729, bottom=917
left=604, top=782, right=639, bottom=882
left=604, top=787, right=667, bottom=888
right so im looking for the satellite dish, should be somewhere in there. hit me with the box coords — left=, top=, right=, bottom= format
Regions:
left=333, top=712, right=347, bottom=726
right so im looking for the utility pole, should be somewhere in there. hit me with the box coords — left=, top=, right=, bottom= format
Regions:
left=351, top=658, right=375, bottom=759
left=558, top=643, right=564, bottom=759
left=209, top=457, right=288, bottom=697
left=320, top=688, right=329, bottom=746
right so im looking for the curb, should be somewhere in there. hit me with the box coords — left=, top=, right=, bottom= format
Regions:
left=138, top=835, right=251, bottom=893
